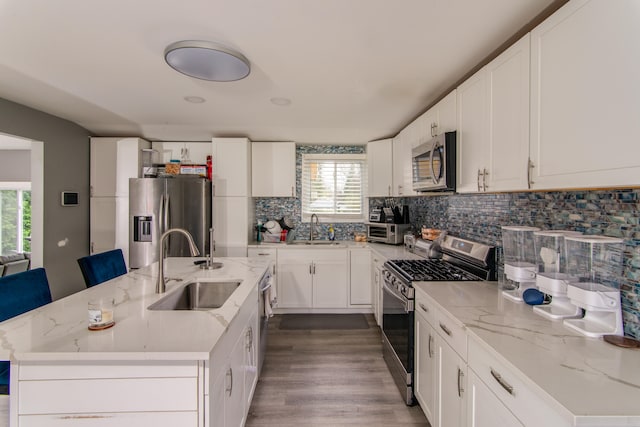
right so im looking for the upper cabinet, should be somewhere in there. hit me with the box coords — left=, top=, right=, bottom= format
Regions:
left=529, top=0, right=640, bottom=190
left=212, top=137, right=251, bottom=197
left=457, top=34, right=530, bottom=193
left=392, top=90, right=457, bottom=197
left=251, top=142, right=296, bottom=197
left=367, top=138, right=393, bottom=197
left=90, top=137, right=150, bottom=198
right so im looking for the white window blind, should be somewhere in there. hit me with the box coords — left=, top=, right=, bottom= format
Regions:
left=301, top=154, right=367, bottom=222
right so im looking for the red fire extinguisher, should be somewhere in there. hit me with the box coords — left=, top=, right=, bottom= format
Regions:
left=206, top=155, right=212, bottom=180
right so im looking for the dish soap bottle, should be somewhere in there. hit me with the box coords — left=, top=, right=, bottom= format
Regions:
left=328, top=224, right=335, bottom=241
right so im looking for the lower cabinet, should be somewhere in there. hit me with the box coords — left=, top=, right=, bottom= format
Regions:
left=349, top=248, right=371, bottom=306
left=277, top=248, right=348, bottom=309
left=438, top=338, right=467, bottom=427
left=467, top=370, right=523, bottom=427
left=371, top=254, right=385, bottom=326
left=415, top=290, right=468, bottom=427
left=414, top=304, right=437, bottom=422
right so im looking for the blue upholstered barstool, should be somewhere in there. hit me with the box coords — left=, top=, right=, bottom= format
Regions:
left=77, top=249, right=127, bottom=288
left=0, top=268, right=53, bottom=394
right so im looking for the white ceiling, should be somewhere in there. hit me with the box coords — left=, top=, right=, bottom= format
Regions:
left=0, top=0, right=557, bottom=144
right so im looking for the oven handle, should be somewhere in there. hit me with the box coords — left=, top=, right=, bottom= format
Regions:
left=382, top=279, right=413, bottom=313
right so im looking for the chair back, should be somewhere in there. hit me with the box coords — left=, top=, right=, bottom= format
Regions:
left=0, top=267, right=52, bottom=394
left=0, top=267, right=52, bottom=323
left=77, top=249, right=127, bottom=288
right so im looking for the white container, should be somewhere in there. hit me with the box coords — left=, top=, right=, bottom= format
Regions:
left=500, top=226, right=540, bottom=302
left=563, top=235, right=625, bottom=337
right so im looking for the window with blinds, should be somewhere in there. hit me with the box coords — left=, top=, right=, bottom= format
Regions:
left=301, top=154, right=367, bottom=222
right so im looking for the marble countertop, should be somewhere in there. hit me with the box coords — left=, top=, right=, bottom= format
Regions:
left=0, top=257, right=270, bottom=362
left=414, top=281, right=640, bottom=425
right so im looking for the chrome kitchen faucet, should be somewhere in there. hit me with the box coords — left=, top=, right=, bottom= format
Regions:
left=156, top=228, right=200, bottom=293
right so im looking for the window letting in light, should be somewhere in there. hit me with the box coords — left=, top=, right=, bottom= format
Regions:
left=301, top=154, right=367, bottom=222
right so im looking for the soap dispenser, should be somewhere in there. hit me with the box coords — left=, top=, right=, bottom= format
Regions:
left=328, top=224, right=335, bottom=241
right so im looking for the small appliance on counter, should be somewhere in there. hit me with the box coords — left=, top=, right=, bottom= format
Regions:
left=369, top=203, right=410, bottom=224
left=365, top=223, right=410, bottom=245
left=532, top=230, right=583, bottom=320
left=500, top=226, right=540, bottom=302
left=563, top=235, right=625, bottom=337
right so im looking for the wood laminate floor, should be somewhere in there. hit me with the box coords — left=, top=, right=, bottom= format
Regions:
left=246, top=314, right=430, bottom=427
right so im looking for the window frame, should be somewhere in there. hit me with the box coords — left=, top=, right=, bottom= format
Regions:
left=300, top=153, right=367, bottom=223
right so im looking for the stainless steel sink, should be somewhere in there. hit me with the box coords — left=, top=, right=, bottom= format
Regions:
left=287, top=240, right=341, bottom=245
left=148, top=280, right=241, bottom=311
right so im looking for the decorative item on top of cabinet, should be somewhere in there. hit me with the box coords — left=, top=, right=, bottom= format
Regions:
left=529, top=0, right=640, bottom=190
left=251, top=142, right=296, bottom=197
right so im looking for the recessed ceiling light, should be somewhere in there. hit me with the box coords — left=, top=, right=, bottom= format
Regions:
left=164, top=40, right=250, bottom=82
left=270, top=97, right=292, bottom=106
left=184, top=96, right=206, bottom=104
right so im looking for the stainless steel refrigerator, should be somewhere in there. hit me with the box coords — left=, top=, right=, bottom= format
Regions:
left=129, top=177, right=212, bottom=269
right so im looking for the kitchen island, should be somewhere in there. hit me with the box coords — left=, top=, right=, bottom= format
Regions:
left=414, top=280, right=640, bottom=427
left=0, top=257, right=271, bottom=427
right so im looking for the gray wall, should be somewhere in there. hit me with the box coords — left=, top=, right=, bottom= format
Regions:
left=0, top=97, right=90, bottom=299
left=0, top=150, right=30, bottom=181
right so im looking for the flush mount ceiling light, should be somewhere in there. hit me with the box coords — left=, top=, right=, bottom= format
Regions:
left=164, top=40, right=250, bottom=82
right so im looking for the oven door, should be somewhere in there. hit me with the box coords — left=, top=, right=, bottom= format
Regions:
left=381, top=272, right=415, bottom=405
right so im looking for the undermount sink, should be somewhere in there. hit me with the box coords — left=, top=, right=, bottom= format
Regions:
left=287, top=240, right=341, bottom=245
left=148, top=280, right=241, bottom=311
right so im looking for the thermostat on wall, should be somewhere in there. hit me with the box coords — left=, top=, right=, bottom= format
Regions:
left=61, top=191, right=79, bottom=206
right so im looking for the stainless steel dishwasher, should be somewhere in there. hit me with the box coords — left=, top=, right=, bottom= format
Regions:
left=258, top=269, right=272, bottom=375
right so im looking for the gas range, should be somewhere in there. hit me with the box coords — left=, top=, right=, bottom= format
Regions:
left=380, top=234, right=496, bottom=406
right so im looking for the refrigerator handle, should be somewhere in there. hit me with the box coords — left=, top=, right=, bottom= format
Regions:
left=164, top=194, right=171, bottom=253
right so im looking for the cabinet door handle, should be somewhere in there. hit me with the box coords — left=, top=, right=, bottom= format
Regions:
left=419, top=303, right=429, bottom=313
left=439, top=322, right=452, bottom=336
left=428, top=333, right=434, bottom=358
left=527, top=158, right=535, bottom=189
left=313, top=262, right=316, bottom=274
left=388, top=185, right=391, bottom=197
left=226, top=367, right=233, bottom=397
left=457, top=368, right=464, bottom=398
left=490, top=368, right=515, bottom=395
left=257, top=253, right=270, bottom=256
left=291, top=186, right=294, bottom=197
left=309, top=264, right=313, bottom=275
left=483, top=168, right=488, bottom=191
left=477, top=169, right=482, bottom=192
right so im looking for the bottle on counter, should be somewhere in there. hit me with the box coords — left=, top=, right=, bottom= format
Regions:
left=328, top=224, right=335, bottom=241
left=256, top=220, right=262, bottom=242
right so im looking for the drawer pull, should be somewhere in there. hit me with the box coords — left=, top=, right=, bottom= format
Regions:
left=490, top=368, right=515, bottom=396
left=457, top=368, right=464, bottom=398
left=257, top=253, right=270, bottom=256
left=419, top=303, right=429, bottom=313
left=439, top=322, right=452, bottom=336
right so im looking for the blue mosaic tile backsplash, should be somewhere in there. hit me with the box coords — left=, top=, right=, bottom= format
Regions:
left=255, top=145, right=367, bottom=242
left=371, top=189, right=640, bottom=339
left=255, top=144, right=639, bottom=338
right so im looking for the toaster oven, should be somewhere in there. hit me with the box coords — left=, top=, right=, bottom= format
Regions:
left=366, top=223, right=410, bottom=245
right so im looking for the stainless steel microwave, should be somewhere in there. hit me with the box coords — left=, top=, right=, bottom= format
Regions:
left=412, top=131, right=456, bottom=192
left=366, top=223, right=410, bottom=245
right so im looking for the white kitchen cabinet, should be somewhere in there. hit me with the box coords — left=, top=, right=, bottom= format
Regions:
left=457, top=67, right=488, bottom=193
left=251, top=142, right=296, bottom=197
left=349, top=247, right=371, bottom=306
left=212, top=137, right=251, bottom=197
left=212, top=329, right=246, bottom=427
left=457, top=34, right=530, bottom=193
left=277, top=248, right=348, bottom=309
left=485, top=33, right=530, bottom=192
left=438, top=337, right=467, bottom=427
left=243, top=310, right=259, bottom=413
left=392, top=133, right=411, bottom=196
left=248, top=247, right=277, bottom=278
left=415, top=289, right=467, bottom=427
left=17, top=361, right=203, bottom=427
left=90, top=137, right=150, bottom=198
left=367, top=138, right=393, bottom=197
left=414, top=301, right=437, bottom=424
left=467, top=370, right=523, bottom=427
left=529, top=0, right=640, bottom=190
left=212, top=196, right=253, bottom=257
left=467, top=336, right=570, bottom=427
left=89, top=197, right=129, bottom=265
left=89, top=137, right=149, bottom=260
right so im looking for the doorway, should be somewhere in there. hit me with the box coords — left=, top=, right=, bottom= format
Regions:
left=0, top=133, right=43, bottom=268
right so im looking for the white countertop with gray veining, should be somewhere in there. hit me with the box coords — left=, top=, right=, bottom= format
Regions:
left=414, top=280, right=640, bottom=426
left=0, top=257, right=270, bottom=362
